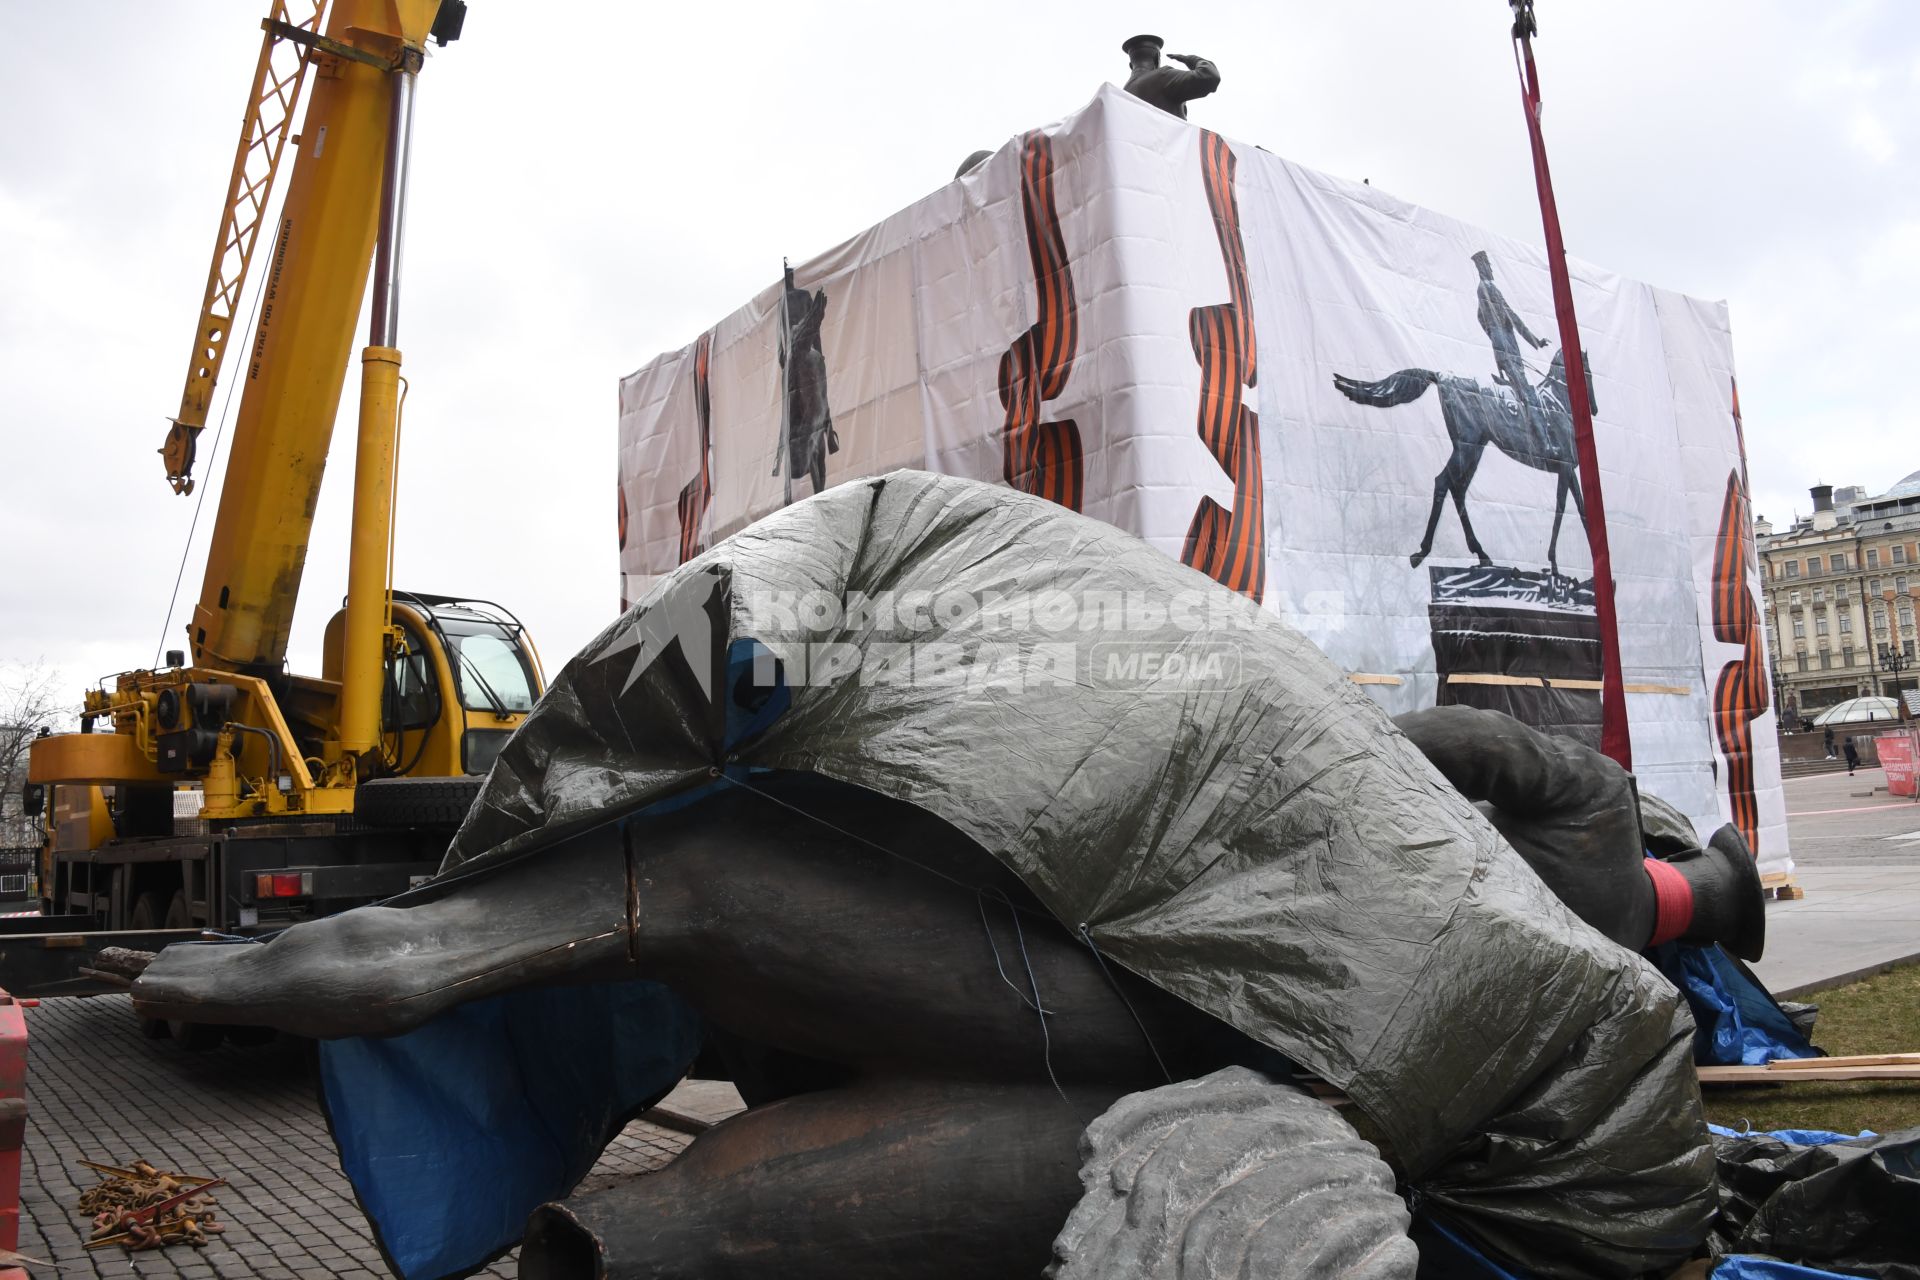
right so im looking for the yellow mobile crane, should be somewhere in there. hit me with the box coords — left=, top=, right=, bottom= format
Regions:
left=13, top=0, right=542, bottom=1021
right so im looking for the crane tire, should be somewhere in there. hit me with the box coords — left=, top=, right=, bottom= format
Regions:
left=354, top=776, right=487, bottom=830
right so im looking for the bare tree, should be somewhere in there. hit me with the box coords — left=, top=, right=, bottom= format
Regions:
left=1, top=662, right=73, bottom=846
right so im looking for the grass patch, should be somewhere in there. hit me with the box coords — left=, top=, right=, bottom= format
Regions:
left=1701, top=961, right=1920, bottom=1136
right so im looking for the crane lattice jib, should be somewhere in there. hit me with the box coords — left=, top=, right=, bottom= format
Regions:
left=159, top=1, right=326, bottom=496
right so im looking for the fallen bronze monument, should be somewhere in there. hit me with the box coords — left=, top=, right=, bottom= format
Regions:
left=135, top=471, right=1757, bottom=1280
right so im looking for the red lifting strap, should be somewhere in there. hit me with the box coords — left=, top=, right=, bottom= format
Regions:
left=1511, top=9, right=1633, bottom=771
left=1643, top=858, right=1696, bottom=948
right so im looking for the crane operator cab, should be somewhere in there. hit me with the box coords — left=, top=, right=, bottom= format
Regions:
left=324, top=593, right=544, bottom=783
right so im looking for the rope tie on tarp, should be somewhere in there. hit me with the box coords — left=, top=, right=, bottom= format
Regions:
left=1079, top=923, right=1174, bottom=1085
left=978, top=888, right=1067, bottom=1102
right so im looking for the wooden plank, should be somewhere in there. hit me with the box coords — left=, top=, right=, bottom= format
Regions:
left=1761, top=1052, right=1920, bottom=1071
left=1346, top=673, right=1403, bottom=686
left=1759, top=872, right=1805, bottom=901
left=641, top=1105, right=712, bottom=1136
left=1698, top=1063, right=1920, bottom=1083
left=1436, top=674, right=1689, bottom=695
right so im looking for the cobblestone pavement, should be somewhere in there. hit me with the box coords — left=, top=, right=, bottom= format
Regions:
left=21, top=994, right=691, bottom=1278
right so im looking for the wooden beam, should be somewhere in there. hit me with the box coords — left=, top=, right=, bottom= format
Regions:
left=1698, top=1062, right=1920, bottom=1084
left=1766, top=1052, right=1920, bottom=1071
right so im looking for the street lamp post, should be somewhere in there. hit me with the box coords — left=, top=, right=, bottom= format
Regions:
left=1879, top=643, right=1913, bottom=716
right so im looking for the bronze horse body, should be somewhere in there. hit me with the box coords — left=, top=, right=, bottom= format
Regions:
left=1333, top=349, right=1596, bottom=577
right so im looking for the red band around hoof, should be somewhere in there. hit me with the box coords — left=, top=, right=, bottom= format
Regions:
left=1644, top=858, right=1695, bottom=948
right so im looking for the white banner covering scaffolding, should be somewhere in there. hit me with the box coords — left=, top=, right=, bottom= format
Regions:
left=616, top=85, right=1789, bottom=876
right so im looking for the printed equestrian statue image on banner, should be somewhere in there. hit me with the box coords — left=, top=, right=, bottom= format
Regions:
left=774, top=262, right=839, bottom=504
left=1333, top=250, right=1597, bottom=583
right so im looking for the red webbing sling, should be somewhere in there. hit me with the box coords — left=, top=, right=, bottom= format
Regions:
left=1510, top=0, right=1632, bottom=769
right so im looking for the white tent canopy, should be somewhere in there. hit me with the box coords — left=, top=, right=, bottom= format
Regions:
left=1811, top=696, right=1901, bottom=726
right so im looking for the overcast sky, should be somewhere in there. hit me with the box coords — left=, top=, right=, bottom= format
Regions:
left=2, top=1, right=1915, bottom=710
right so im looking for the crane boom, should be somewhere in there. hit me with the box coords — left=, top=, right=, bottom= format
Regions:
left=186, top=0, right=440, bottom=679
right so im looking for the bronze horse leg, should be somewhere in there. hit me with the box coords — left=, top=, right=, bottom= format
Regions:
left=1546, top=467, right=1590, bottom=578
left=1412, top=384, right=1496, bottom=569
left=1548, top=471, right=1571, bottom=578
left=1417, top=439, right=1492, bottom=569
left=1410, top=469, right=1449, bottom=569
left=1448, top=448, right=1494, bottom=568
left=134, top=776, right=1241, bottom=1084
left=520, top=1079, right=1115, bottom=1280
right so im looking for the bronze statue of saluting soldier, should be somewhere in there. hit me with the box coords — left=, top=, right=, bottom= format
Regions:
left=952, top=35, right=1220, bottom=180
left=1121, top=34, right=1219, bottom=119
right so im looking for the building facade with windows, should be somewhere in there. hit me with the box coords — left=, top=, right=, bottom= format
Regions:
left=1755, top=471, right=1920, bottom=723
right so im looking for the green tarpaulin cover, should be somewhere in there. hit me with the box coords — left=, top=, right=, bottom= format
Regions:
left=448, top=470, right=1714, bottom=1276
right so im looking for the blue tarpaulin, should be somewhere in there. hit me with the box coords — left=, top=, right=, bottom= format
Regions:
left=317, top=980, right=700, bottom=1280
left=1713, top=1259, right=1869, bottom=1280
left=1649, top=941, right=1819, bottom=1066
left=1710, top=1124, right=1875, bottom=1146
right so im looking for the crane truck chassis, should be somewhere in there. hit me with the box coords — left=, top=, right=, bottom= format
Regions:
left=9, top=592, right=537, bottom=1017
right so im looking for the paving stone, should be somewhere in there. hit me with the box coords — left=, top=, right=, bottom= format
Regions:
left=23, top=994, right=691, bottom=1277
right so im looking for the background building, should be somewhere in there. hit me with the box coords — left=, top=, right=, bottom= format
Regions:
left=1756, top=470, right=1920, bottom=724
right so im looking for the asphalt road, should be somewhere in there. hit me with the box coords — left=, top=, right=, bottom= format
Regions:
left=1778, top=765, right=1920, bottom=865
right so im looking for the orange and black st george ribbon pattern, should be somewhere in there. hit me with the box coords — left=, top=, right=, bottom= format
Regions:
left=677, top=330, right=716, bottom=566
left=1710, top=378, right=1766, bottom=851
left=1181, top=131, right=1265, bottom=603
left=998, top=132, right=1084, bottom=512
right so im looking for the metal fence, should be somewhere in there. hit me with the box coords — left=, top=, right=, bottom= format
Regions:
left=0, top=848, right=36, bottom=905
